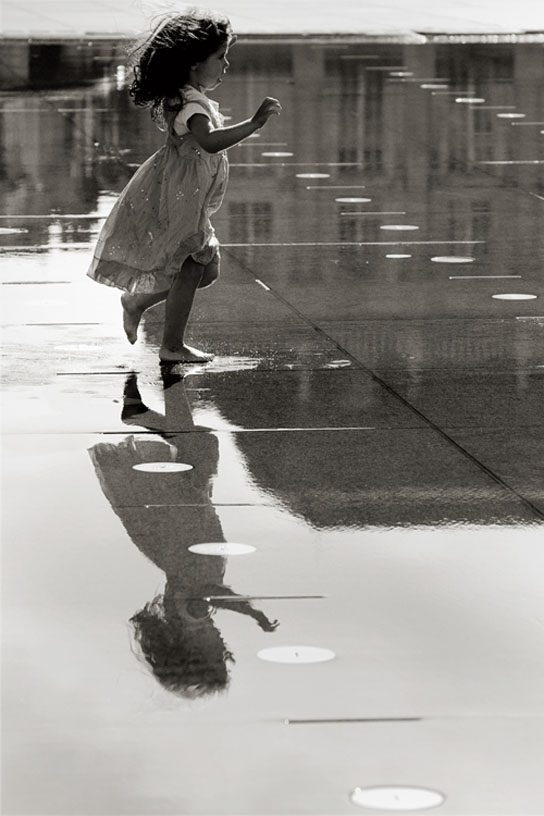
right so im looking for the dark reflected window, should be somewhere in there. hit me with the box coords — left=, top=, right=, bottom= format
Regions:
left=436, top=45, right=514, bottom=83
left=229, top=201, right=273, bottom=243
left=339, top=214, right=357, bottom=243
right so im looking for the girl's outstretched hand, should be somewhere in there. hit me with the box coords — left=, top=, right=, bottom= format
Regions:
left=259, top=618, right=280, bottom=632
left=251, top=97, right=282, bottom=128
left=256, top=613, right=280, bottom=632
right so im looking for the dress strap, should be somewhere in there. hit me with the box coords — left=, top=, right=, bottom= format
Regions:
left=164, top=107, right=185, bottom=146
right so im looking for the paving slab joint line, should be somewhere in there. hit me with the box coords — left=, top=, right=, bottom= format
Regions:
left=223, top=248, right=544, bottom=522
left=283, top=714, right=544, bottom=723
left=285, top=717, right=423, bottom=724
left=97, top=427, right=381, bottom=436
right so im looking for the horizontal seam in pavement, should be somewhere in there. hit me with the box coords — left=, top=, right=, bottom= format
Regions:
left=285, top=718, right=422, bottom=724
left=9, top=314, right=541, bottom=325
left=7, top=424, right=531, bottom=436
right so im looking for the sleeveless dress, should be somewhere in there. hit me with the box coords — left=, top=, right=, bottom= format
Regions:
left=87, top=87, right=229, bottom=294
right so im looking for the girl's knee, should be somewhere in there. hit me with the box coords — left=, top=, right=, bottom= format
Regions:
left=180, top=257, right=205, bottom=282
left=198, top=266, right=219, bottom=289
left=198, top=259, right=220, bottom=289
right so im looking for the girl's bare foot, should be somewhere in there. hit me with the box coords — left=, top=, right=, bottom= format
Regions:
left=159, top=344, right=214, bottom=363
left=121, top=293, right=144, bottom=344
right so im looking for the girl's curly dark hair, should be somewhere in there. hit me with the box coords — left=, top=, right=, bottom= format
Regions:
left=128, top=8, right=233, bottom=126
left=130, top=595, right=235, bottom=697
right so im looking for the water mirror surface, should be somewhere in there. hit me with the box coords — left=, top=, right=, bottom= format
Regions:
left=2, top=39, right=544, bottom=815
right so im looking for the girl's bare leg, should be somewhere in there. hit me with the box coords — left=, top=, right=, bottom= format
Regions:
left=121, top=290, right=167, bottom=344
left=159, top=257, right=213, bottom=363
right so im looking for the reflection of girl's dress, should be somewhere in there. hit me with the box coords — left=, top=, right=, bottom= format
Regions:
left=87, top=88, right=228, bottom=294
left=89, top=432, right=226, bottom=582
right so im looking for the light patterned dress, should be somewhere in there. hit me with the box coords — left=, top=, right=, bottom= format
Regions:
left=87, top=86, right=229, bottom=294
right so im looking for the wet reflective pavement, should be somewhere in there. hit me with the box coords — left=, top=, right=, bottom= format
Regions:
left=2, top=39, right=544, bottom=815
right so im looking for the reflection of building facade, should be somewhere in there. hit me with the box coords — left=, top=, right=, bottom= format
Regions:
left=214, top=41, right=543, bottom=255
left=1, top=40, right=542, bottom=338
left=3, top=40, right=542, bottom=212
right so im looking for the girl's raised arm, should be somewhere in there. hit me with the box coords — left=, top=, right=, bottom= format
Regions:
left=188, top=97, right=281, bottom=154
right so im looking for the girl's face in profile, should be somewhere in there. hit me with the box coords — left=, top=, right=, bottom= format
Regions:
left=193, top=36, right=237, bottom=90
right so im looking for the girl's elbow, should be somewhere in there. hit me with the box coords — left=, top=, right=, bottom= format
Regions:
left=191, top=135, right=215, bottom=153
left=194, top=135, right=221, bottom=154
left=207, top=139, right=225, bottom=154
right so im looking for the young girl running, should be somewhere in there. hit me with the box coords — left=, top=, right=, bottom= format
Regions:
left=87, top=10, right=281, bottom=362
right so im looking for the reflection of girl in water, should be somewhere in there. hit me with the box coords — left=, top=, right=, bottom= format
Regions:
left=89, top=370, right=278, bottom=697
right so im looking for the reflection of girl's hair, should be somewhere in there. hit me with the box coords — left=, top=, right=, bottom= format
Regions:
left=130, top=595, right=235, bottom=697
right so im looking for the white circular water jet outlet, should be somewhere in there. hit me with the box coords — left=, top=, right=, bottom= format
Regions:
left=350, top=786, right=445, bottom=810
left=132, top=462, right=193, bottom=472
left=188, top=543, right=256, bottom=556
left=257, top=646, right=335, bottom=663
left=336, top=197, right=372, bottom=203
left=492, top=293, right=537, bottom=300
left=431, top=256, right=474, bottom=263
left=380, top=225, right=419, bottom=231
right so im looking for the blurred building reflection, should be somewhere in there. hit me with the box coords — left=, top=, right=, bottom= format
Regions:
left=1, top=40, right=542, bottom=350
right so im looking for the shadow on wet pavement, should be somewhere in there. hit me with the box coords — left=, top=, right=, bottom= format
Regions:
left=2, top=38, right=544, bottom=815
